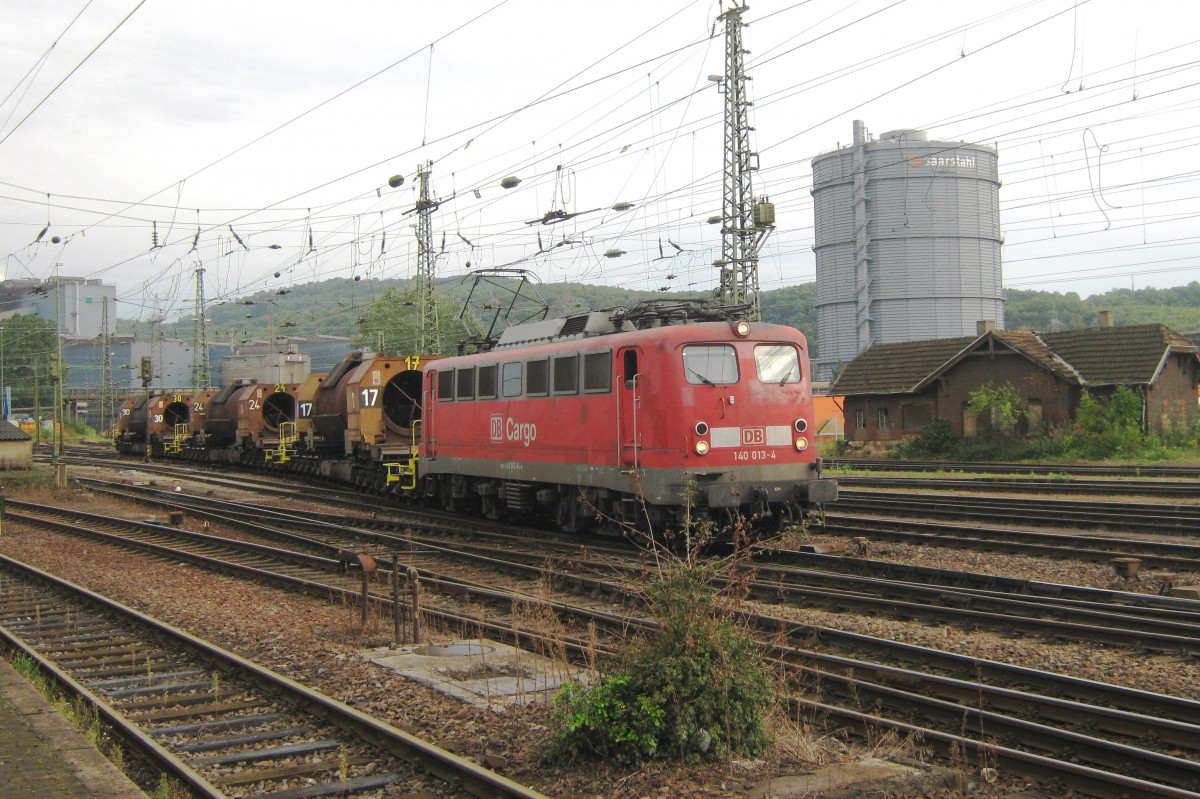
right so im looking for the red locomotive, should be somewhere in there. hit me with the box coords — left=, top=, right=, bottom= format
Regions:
left=419, top=303, right=836, bottom=533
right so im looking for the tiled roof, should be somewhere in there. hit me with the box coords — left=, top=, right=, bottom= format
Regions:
left=988, top=330, right=1082, bottom=384
left=832, top=336, right=975, bottom=395
left=1041, top=324, right=1199, bottom=386
left=0, top=419, right=31, bottom=442
left=832, top=324, right=1199, bottom=396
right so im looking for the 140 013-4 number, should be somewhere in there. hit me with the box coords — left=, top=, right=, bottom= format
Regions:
left=733, top=450, right=776, bottom=461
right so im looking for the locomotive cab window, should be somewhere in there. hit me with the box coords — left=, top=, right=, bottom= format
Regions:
left=553, top=355, right=579, bottom=395
left=527, top=359, right=549, bottom=397
left=682, top=345, right=738, bottom=385
left=754, top=345, right=801, bottom=384
left=437, top=370, right=454, bottom=402
left=456, top=367, right=475, bottom=401
left=583, top=351, right=612, bottom=393
left=501, top=362, right=522, bottom=398
left=477, top=364, right=497, bottom=399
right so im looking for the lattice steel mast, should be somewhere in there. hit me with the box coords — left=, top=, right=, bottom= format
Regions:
left=415, top=161, right=442, bottom=354
left=191, top=265, right=209, bottom=389
left=715, top=4, right=773, bottom=320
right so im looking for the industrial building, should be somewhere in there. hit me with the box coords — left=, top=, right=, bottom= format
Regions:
left=811, top=121, right=1005, bottom=382
left=0, top=277, right=116, bottom=337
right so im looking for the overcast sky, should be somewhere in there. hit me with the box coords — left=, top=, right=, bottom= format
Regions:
left=2, top=0, right=1197, bottom=329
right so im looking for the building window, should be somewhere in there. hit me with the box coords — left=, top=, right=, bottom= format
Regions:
left=901, top=404, right=931, bottom=431
left=855, top=409, right=865, bottom=430
left=877, top=408, right=889, bottom=429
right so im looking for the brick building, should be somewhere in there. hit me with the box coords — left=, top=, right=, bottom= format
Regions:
left=0, top=419, right=32, bottom=469
left=833, top=320, right=1200, bottom=443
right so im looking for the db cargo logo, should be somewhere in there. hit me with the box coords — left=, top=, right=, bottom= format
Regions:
left=742, top=427, right=766, bottom=445
left=491, top=415, right=538, bottom=447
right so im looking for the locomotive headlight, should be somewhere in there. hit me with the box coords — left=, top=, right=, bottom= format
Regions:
left=733, top=320, right=751, bottom=337
left=694, top=421, right=709, bottom=436
left=794, top=436, right=809, bottom=451
left=695, top=440, right=710, bottom=455
left=794, top=418, right=808, bottom=433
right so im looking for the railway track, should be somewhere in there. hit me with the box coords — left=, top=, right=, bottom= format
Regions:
left=827, top=458, right=1200, bottom=479
left=9, top=492, right=1200, bottom=796
left=66, top=478, right=1200, bottom=652
left=837, top=489, right=1200, bottom=536
left=837, top=474, right=1200, bottom=499
left=823, top=514, right=1200, bottom=571
left=0, top=555, right=551, bottom=799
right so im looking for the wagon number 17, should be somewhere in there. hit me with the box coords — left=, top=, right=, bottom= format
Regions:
left=361, top=388, right=379, bottom=407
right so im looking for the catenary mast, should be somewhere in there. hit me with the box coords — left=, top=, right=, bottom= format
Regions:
left=415, top=161, right=442, bottom=354
left=715, top=4, right=774, bottom=320
left=191, top=265, right=209, bottom=389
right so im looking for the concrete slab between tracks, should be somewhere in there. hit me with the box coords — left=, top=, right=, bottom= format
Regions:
left=0, top=658, right=144, bottom=799
left=749, top=756, right=954, bottom=798
left=362, top=639, right=586, bottom=708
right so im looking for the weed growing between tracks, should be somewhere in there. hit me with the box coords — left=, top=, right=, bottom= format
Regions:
left=7, top=650, right=190, bottom=798
left=545, top=485, right=778, bottom=765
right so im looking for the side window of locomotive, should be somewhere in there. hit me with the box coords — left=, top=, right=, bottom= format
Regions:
left=754, top=344, right=801, bottom=384
left=682, top=345, right=738, bottom=385
left=623, top=350, right=638, bottom=389
left=553, top=355, right=579, bottom=395
left=502, top=362, right=522, bottom=398
left=477, top=364, right=498, bottom=399
left=526, top=359, right=549, bottom=397
left=583, top=351, right=612, bottom=393
left=456, top=367, right=475, bottom=401
left=437, top=370, right=454, bottom=402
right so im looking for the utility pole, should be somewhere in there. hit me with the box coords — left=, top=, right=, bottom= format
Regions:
left=714, top=4, right=774, bottom=321
left=52, top=267, right=65, bottom=487
left=414, top=161, right=442, bottom=354
left=99, top=296, right=113, bottom=437
left=190, top=265, right=209, bottom=390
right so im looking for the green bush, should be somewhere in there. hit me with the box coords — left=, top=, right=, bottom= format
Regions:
left=549, top=677, right=663, bottom=763
left=894, top=419, right=957, bottom=458
left=547, top=562, right=776, bottom=764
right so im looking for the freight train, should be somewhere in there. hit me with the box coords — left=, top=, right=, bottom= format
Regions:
left=116, top=302, right=837, bottom=534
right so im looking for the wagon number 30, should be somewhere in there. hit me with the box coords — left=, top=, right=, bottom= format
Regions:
left=361, top=388, right=379, bottom=407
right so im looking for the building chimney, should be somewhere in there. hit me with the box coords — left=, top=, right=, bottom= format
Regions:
left=1098, top=310, right=1114, bottom=327
left=977, top=320, right=996, bottom=335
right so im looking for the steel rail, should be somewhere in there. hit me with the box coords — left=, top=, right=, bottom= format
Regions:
left=0, top=555, right=553, bottom=799
left=826, top=459, right=1200, bottom=479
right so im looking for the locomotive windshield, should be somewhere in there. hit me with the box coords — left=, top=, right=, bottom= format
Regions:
left=682, top=345, right=738, bottom=385
left=754, top=345, right=801, bottom=384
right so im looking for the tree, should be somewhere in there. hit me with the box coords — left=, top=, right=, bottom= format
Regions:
left=1, top=314, right=57, bottom=412
left=353, top=286, right=474, bottom=356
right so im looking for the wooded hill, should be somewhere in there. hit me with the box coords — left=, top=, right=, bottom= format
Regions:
left=121, top=278, right=1200, bottom=358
